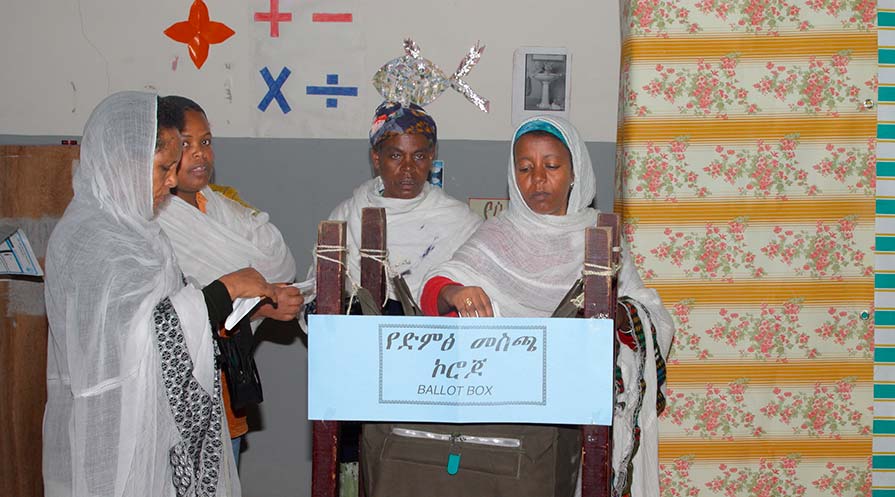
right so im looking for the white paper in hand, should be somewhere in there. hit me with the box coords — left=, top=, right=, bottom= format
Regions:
left=293, top=277, right=315, bottom=296
left=225, top=296, right=262, bottom=330
left=224, top=278, right=316, bottom=330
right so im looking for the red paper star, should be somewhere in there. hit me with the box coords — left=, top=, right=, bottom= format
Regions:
left=164, top=0, right=235, bottom=69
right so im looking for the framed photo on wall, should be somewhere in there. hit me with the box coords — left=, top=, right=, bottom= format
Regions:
left=512, top=47, right=571, bottom=127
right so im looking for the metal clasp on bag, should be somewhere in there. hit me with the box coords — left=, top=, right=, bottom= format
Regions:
left=447, top=433, right=462, bottom=475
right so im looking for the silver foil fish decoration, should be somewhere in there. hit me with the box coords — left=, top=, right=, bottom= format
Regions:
left=372, top=38, right=489, bottom=112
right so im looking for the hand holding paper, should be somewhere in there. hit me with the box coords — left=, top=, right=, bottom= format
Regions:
left=255, top=284, right=304, bottom=321
left=225, top=278, right=315, bottom=330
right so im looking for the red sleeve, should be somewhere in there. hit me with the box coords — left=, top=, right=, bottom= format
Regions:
left=420, top=276, right=462, bottom=317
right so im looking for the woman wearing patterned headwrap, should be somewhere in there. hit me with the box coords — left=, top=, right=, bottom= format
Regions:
left=304, top=101, right=481, bottom=312
left=301, top=101, right=482, bottom=490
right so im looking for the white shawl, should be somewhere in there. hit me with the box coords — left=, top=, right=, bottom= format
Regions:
left=43, top=91, right=239, bottom=497
left=158, top=186, right=296, bottom=288
left=425, top=115, right=674, bottom=496
left=311, top=177, right=481, bottom=302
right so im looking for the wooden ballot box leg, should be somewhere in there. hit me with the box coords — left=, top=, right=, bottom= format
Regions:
left=360, top=208, right=387, bottom=313
left=357, top=208, right=386, bottom=497
left=312, top=221, right=346, bottom=497
left=581, top=214, right=620, bottom=497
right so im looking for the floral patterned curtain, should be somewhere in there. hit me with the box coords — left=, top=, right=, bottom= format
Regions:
left=616, top=1, right=876, bottom=495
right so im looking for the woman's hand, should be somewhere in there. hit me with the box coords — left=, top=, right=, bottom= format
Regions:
left=253, top=284, right=304, bottom=321
left=439, top=285, right=494, bottom=317
left=218, top=267, right=278, bottom=303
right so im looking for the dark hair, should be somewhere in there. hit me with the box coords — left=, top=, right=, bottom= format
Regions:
left=155, top=96, right=183, bottom=151
left=156, top=95, right=207, bottom=151
left=160, top=95, right=206, bottom=122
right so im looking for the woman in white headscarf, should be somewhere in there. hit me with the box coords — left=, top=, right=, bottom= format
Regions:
left=422, top=116, right=662, bottom=320
left=43, top=91, right=276, bottom=497
left=385, top=116, right=675, bottom=497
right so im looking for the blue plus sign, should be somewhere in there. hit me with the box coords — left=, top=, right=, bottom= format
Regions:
left=306, top=74, right=358, bottom=108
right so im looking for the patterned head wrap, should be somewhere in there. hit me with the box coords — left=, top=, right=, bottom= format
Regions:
left=369, top=101, right=437, bottom=149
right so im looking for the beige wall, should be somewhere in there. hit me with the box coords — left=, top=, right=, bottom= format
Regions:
left=0, top=0, right=619, bottom=141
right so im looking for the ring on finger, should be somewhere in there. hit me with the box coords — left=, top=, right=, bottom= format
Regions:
left=465, top=297, right=474, bottom=307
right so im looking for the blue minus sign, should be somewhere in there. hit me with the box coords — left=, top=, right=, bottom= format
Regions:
left=307, top=86, right=358, bottom=96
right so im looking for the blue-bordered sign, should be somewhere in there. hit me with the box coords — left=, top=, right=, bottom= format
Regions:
left=309, top=315, right=613, bottom=425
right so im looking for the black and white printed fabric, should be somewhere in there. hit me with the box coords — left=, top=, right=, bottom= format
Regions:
left=154, top=298, right=224, bottom=497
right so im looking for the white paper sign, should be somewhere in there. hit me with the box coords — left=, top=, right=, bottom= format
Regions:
left=468, top=197, right=508, bottom=220
left=309, top=315, right=614, bottom=425
left=0, top=227, right=43, bottom=277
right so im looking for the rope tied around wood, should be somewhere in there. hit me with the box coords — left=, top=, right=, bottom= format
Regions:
left=574, top=246, right=621, bottom=309
left=359, top=247, right=393, bottom=307
left=314, top=243, right=363, bottom=313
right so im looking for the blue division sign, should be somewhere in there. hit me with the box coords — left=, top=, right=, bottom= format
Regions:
left=308, top=315, right=613, bottom=425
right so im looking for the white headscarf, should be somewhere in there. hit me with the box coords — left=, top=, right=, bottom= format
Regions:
left=158, top=186, right=296, bottom=288
left=43, top=91, right=238, bottom=497
left=313, top=177, right=482, bottom=301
